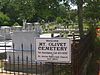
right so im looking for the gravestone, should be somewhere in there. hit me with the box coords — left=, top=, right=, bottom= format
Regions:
left=7, top=32, right=38, bottom=62
left=25, top=23, right=33, bottom=31
left=0, top=26, right=11, bottom=40
left=34, top=22, right=42, bottom=35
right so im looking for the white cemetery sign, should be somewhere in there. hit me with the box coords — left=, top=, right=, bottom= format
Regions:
left=35, top=38, right=71, bottom=63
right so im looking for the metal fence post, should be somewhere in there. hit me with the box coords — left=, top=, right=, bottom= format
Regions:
left=13, top=43, right=15, bottom=75
left=26, top=56, right=28, bottom=75
left=17, top=56, right=19, bottom=75
left=9, top=56, right=11, bottom=74
left=30, top=44, right=33, bottom=74
left=36, top=61, right=37, bottom=75
left=21, top=44, right=24, bottom=75
left=5, top=42, right=7, bottom=74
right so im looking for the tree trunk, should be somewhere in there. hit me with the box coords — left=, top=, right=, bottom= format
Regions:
left=77, top=1, right=84, bottom=39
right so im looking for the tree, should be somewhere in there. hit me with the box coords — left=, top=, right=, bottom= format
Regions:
left=12, top=0, right=35, bottom=21
left=84, top=0, right=100, bottom=26
left=58, top=4, right=70, bottom=19
left=56, top=17, right=63, bottom=24
left=34, top=0, right=59, bottom=22
left=0, top=12, right=10, bottom=26
left=33, top=0, right=69, bottom=22
left=62, top=0, right=90, bottom=38
left=0, top=0, right=35, bottom=25
left=68, top=0, right=84, bottom=38
left=69, top=0, right=100, bottom=38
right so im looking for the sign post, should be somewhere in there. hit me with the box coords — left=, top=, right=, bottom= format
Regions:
left=35, top=38, right=71, bottom=63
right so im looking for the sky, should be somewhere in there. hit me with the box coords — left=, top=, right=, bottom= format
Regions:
left=70, top=5, right=77, bottom=9
left=60, top=1, right=77, bottom=9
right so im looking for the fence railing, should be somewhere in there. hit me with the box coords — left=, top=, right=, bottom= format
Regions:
left=0, top=43, right=72, bottom=75
left=0, top=28, right=96, bottom=75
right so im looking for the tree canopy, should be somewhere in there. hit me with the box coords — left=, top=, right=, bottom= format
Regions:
left=0, top=12, right=10, bottom=26
left=84, top=0, right=100, bottom=25
left=0, top=0, right=99, bottom=37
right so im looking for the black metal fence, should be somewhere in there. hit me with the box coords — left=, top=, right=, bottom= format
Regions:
left=0, top=28, right=96, bottom=75
left=0, top=43, right=71, bottom=75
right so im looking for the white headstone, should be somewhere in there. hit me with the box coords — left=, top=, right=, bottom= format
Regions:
left=7, top=31, right=38, bottom=63
left=34, top=22, right=42, bottom=35
left=12, top=32, right=38, bottom=50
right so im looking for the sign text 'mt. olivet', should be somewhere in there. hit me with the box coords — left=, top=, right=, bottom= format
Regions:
left=36, top=38, right=71, bottom=63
